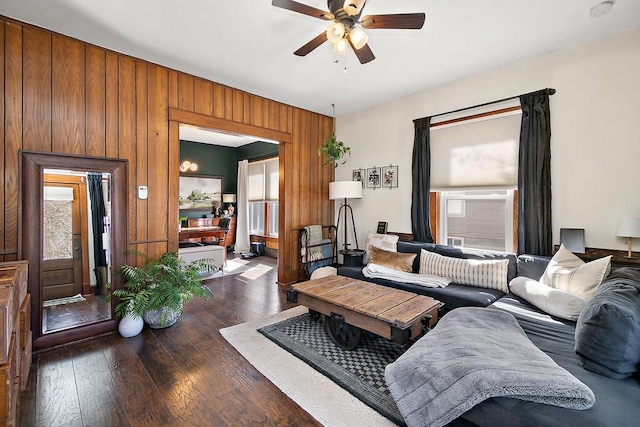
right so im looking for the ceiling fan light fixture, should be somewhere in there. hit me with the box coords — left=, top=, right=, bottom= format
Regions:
left=326, top=22, right=346, bottom=43
left=343, top=0, right=365, bottom=16
left=332, top=38, right=348, bottom=55
left=349, top=27, right=368, bottom=49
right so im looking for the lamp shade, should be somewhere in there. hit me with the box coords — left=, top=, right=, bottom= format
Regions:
left=326, top=22, right=345, bottom=43
left=349, top=27, right=368, bottom=50
left=223, top=194, right=236, bottom=203
left=329, top=181, right=363, bottom=200
left=616, top=217, right=640, bottom=238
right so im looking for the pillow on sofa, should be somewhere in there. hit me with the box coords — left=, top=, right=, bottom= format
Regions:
left=419, top=249, right=509, bottom=292
left=368, top=245, right=416, bottom=273
left=364, top=232, right=399, bottom=263
left=540, top=244, right=611, bottom=301
left=575, top=268, right=640, bottom=379
left=509, top=276, right=586, bottom=321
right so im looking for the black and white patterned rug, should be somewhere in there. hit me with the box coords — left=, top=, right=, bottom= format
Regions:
left=258, top=313, right=407, bottom=426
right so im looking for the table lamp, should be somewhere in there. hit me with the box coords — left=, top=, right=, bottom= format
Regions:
left=223, top=194, right=236, bottom=215
left=616, top=217, right=640, bottom=258
left=329, top=181, right=363, bottom=254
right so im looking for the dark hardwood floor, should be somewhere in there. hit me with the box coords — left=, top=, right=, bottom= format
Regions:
left=18, top=255, right=321, bottom=427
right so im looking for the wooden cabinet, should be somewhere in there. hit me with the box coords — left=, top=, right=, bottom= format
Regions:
left=0, top=261, right=30, bottom=426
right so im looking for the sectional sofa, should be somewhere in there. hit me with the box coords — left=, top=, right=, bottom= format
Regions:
left=337, top=241, right=640, bottom=427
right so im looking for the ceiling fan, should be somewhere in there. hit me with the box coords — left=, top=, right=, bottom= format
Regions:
left=272, top=0, right=426, bottom=64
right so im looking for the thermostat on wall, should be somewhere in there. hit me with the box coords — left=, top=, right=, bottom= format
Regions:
left=138, top=186, right=148, bottom=200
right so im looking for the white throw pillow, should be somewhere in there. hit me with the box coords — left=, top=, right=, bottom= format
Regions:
left=539, top=244, right=611, bottom=301
left=364, top=232, right=399, bottom=263
left=419, top=249, right=509, bottom=292
left=509, top=276, right=587, bottom=321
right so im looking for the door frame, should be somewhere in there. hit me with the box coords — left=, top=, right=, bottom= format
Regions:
left=168, top=109, right=291, bottom=283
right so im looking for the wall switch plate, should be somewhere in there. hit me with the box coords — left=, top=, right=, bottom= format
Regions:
left=138, top=185, right=148, bottom=199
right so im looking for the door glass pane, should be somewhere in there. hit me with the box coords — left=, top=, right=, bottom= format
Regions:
left=43, top=187, right=74, bottom=260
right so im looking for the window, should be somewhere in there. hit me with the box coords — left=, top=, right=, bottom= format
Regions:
left=440, top=190, right=514, bottom=252
left=249, top=202, right=265, bottom=234
left=268, top=201, right=279, bottom=237
left=248, top=157, right=279, bottom=238
left=430, top=102, right=521, bottom=251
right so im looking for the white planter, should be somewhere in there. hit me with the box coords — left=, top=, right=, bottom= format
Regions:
left=118, top=314, right=144, bottom=337
left=143, top=306, right=181, bottom=329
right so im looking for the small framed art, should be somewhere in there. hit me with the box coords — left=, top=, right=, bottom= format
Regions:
left=352, top=168, right=365, bottom=188
left=367, top=167, right=381, bottom=189
left=382, top=165, right=399, bottom=188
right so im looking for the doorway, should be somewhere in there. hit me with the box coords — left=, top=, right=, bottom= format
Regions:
left=40, top=170, right=112, bottom=334
left=178, top=125, right=280, bottom=257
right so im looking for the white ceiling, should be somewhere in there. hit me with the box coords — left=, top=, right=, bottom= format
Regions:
left=179, top=125, right=280, bottom=147
left=1, top=0, right=639, bottom=118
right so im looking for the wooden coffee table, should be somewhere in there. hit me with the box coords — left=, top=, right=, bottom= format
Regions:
left=287, top=276, right=442, bottom=350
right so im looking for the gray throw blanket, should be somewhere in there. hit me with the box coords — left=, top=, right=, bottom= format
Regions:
left=385, top=307, right=595, bottom=427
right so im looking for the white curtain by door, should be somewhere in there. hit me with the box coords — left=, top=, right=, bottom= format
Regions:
left=234, top=160, right=251, bottom=253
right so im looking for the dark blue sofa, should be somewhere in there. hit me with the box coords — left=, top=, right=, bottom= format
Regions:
left=337, top=241, right=517, bottom=311
left=338, top=242, right=640, bottom=426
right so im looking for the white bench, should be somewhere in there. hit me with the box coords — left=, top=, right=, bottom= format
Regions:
left=178, top=245, right=225, bottom=271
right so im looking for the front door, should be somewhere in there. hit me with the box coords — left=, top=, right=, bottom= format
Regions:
left=41, top=182, right=84, bottom=301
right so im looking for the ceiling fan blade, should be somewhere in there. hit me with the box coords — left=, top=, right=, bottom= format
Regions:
left=348, top=38, right=375, bottom=64
left=272, top=0, right=333, bottom=20
left=360, top=13, right=426, bottom=29
left=294, top=32, right=329, bottom=56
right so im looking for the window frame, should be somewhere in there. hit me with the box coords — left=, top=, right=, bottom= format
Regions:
left=439, top=189, right=516, bottom=252
left=428, top=105, right=521, bottom=251
left=248, top=156, right=279, bottom=240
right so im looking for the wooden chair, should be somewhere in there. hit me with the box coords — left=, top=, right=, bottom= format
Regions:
left=216, top=217, right=231, bottom=249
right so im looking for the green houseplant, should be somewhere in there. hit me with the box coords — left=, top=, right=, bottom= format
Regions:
left=318, top=132, right=351, bottom=168
left=113, top=251, right=217, bottom=329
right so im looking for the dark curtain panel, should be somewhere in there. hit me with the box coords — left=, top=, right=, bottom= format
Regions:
left=518, top=90, right=552, bottom=256
left=88, top=173, right=107, bottom=267
left=411, top=117, right=434, bottom=243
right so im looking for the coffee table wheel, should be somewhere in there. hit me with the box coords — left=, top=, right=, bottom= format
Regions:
left=325, top=314, right=361, bottom=350
left=308, top=310, right=321, bottom=322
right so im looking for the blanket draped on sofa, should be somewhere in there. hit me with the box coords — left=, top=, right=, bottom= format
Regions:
left=385, top=307, right=595, bottom=427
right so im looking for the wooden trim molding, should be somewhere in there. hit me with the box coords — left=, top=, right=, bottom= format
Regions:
left=169, top=108, right=292, bottom=144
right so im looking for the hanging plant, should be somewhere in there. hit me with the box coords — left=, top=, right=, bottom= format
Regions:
left=318, top=132, right=351, bottom=168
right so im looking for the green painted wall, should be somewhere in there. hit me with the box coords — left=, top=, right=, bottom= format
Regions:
left=179, top=140, right=279, bottom=219
left=180, top=140, right=237, bottom=193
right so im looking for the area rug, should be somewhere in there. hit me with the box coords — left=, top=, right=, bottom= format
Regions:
left=220, top=306, right=401, bottom=427
left=43, top=293, right=86, bottom=307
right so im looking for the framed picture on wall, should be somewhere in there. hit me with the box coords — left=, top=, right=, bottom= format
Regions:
left=352, top=168, right=365, bottom=188
left=367, top=167, right=381, bottom=189
left=382, top=165, right=399, bottom=188
left=179, top=174, right=223, bottom=211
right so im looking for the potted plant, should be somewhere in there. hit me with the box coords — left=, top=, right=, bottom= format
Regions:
left=318, top=132, right=351, bottom=168
left=113, top=251, right=217, bottom=331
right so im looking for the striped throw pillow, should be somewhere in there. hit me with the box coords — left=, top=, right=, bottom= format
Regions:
left=419, top=249, right=509, bottom=292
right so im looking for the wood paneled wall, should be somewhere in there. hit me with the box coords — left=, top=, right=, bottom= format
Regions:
left=1, top=17, right=334, bottom=285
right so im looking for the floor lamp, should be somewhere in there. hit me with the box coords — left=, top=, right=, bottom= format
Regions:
left=329, top=181, right=364, bottom=265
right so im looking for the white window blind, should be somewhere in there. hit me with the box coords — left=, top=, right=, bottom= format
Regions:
left=248, top=158, right=279, bottom=201
left=430, top=109, right=522, bottom=191
left=264, top=158, right=279, bottom=201
left=248, top=161, right=265, bottom=201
